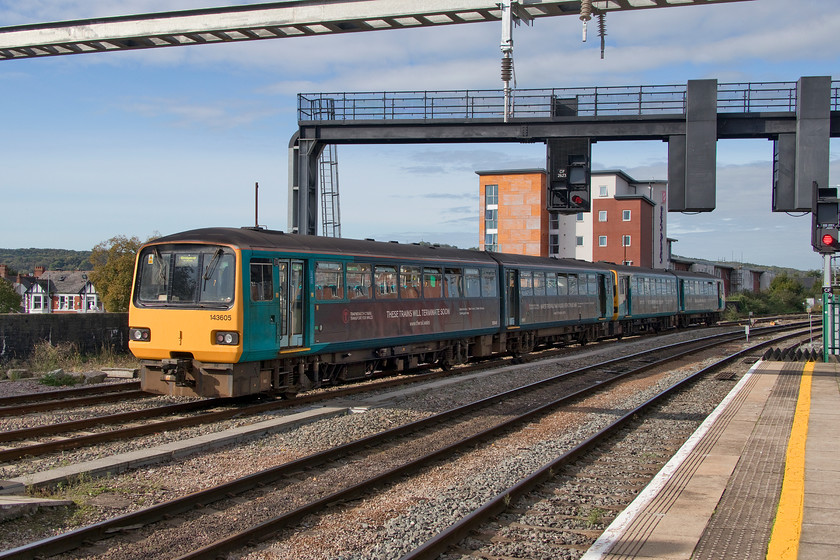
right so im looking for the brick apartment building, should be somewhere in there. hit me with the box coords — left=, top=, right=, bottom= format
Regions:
left=477, top=168, right=670, bottom=268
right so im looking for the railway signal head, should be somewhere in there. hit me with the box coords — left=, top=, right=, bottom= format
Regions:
left=817, top=227, right=840, bottom=253
left=812, top=186, right=840, bottom=253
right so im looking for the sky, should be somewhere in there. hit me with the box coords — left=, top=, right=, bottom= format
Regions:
left=0, top=0, right=838, bottom=271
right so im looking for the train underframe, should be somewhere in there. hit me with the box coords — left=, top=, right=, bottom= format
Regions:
left=139, top=312, right=720, bottom=398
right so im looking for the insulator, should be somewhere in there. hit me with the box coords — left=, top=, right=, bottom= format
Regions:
left=580, top=0, right=593, bottom=21
left=580, top=0, right=592, bottom=42
left=598, top=12, right=607, bottom=59
left=501, top=57, right=513, bottom=82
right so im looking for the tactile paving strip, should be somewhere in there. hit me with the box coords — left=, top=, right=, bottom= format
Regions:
left=691, top=363, right=801, bottom=560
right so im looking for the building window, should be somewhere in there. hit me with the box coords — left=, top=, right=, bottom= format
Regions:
left=575, top=236, right=584, bottom=247
left=622, top=235, right=632, bottom=247
left=576, top=212, right=584, bottom=222
left=623, top=209, right=631, bottom=221
left=484, top=208, right=497, bottom=231
left=623, top=260, right=633, bottom=266
left=599, top=185, right=608, bottom=197
left=485, top=233, right=498, bottom=252
left=598, top=236, right=607, bottom=247
left=549, top=214, right=559, bottom=230
left=549, top=234, right=559, bottom=255
left=598, top=210, right=607, bottom=222
left=485, top=184, right=498, bottom=205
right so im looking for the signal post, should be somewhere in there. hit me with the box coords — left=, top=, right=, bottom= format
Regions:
left=812, top=185, right=840, bottom=359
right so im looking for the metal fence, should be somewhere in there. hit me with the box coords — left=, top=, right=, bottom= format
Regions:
left=299, top=80, right=839, bottom=122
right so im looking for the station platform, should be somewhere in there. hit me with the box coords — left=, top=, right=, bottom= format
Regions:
left=583, top=359, right=840, bottom=560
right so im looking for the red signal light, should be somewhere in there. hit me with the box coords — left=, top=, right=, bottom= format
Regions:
left=571, top=195, right=584, bottom=205
left=823, top=233, right=836, bottom=246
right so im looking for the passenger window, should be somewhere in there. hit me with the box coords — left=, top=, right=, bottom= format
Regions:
left=465, top=268, right=481, bottom=298
left=423, top=267, right=443, bottom=298
left=481, top=269, right=497, bottom=298
left=445, top=268, right=463, bottom=298
left=533, top=271, right=546, bottom=296
left=250, top=259, right=273, bottom=302
left=315, top=261, right=344, bottom=300
left=520, top=271, right=533, bottom=296
left=587, top=274, right=597, bottom=295
left=557, top=273, right=568, bottom=295
left=374, top=266, right=398, bottom=299
left=347, top=263, right=371, bottom=300
left=545, top=273, right=557, bottom=296
left=568, top=274, right=578, bottom=295
left=400, top=266, right=422, bottom=299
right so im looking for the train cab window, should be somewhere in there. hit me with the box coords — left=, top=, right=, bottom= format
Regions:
left=545, top=273, right=558, bottom=296
left=445, top=268, right=463, bottom=298
left=465, top=268, right=481, bottom=298
left=400, top=266, right=422, bottom=299
left=557, top=273, right=568, bottom=295
left=347, top=263, right=372, bottom=300
left=423, top=267, right=443, bottom=298
left=136, top=246, right=235, bottom=308
left=250, top=259, right=273, bottom=302
left=520, top=271, right=533, bottom=296
left=568, top=274, right=578, bottom=295
left=374, top=266, right=398, bottom=299
left=481, top=269, right=497, bottom=298
left=315, top=262, right=344, bottom=300
left=533, top=271, right=546, bottom=296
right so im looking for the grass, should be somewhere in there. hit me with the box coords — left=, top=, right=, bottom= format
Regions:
left=3, top=340, right=139, bottom=380
left=36, top=341, right=137, bottom=372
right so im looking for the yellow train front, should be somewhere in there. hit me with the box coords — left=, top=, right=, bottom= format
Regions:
left=128, top=232, right=269, bottom=398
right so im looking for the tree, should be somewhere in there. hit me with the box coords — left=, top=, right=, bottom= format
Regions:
left=0, top=280, right=21, bottom=313
left=88, top=235, right=146, bottom=313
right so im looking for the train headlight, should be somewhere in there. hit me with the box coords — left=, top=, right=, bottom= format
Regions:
left=213, top=331, right=239, bottom=345
left=129, top=328, right=151, bottom=342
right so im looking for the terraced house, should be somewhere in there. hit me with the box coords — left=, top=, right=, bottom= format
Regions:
left=0, top=265, right=102, bottom=313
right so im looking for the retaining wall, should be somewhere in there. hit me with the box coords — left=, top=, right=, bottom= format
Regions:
left=0, top=313, right=129, bottom=362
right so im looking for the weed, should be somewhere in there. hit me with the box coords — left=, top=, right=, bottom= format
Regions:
left=579, top=507, right=607, bottom=527
left=39, top=370, right=82, bottom=387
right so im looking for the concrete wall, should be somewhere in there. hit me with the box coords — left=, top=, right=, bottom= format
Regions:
left=0, top=312, right=128, bottom=362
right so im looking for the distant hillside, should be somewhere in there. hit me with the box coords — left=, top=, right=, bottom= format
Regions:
left=0, top=248, right=92, bottom=274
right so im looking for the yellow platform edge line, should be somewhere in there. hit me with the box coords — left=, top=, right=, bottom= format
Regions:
left=766, top=361, right=814, bottom=560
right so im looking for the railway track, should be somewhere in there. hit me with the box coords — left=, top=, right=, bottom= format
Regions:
left=0, top=324, right=808, bottom=560
left=0, top=381, right=143, bottom=418
left=0, top=323, right=803, bottom=465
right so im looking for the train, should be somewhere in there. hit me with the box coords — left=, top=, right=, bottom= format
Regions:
left=128, top=227, right=725, bottom=398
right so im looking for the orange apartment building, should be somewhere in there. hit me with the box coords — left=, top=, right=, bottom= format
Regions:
left=476, top=169, right=670, bottom=268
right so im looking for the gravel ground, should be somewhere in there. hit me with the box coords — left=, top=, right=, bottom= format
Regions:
left=0, top=327, right=760, bottom=556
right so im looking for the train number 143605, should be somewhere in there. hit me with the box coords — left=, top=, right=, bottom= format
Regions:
left=210, top=314, right=232, bottom=321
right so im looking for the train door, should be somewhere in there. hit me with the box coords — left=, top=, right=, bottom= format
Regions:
left=506, top=269, right=519, bottom=327
left=678, top=279, right=686, bottom=312
left=597, top=274, right=608, bottom=318
left=618, top=275, right=630, bottom=316
left=275, top=259, right=305, bottom=348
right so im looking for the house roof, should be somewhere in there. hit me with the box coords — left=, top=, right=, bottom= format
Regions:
left=37, top=271, right=91, bottom=294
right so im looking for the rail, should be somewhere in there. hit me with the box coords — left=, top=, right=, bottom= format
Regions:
left=298, top=80, right=840, bottom=122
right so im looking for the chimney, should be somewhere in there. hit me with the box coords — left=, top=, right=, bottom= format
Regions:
left=34, top=266, right=45, bottom=278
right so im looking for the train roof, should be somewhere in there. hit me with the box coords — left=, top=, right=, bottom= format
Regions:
left=147, top=227, right=498, bottom=265
left=147, top=228, right=723, bottom=282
